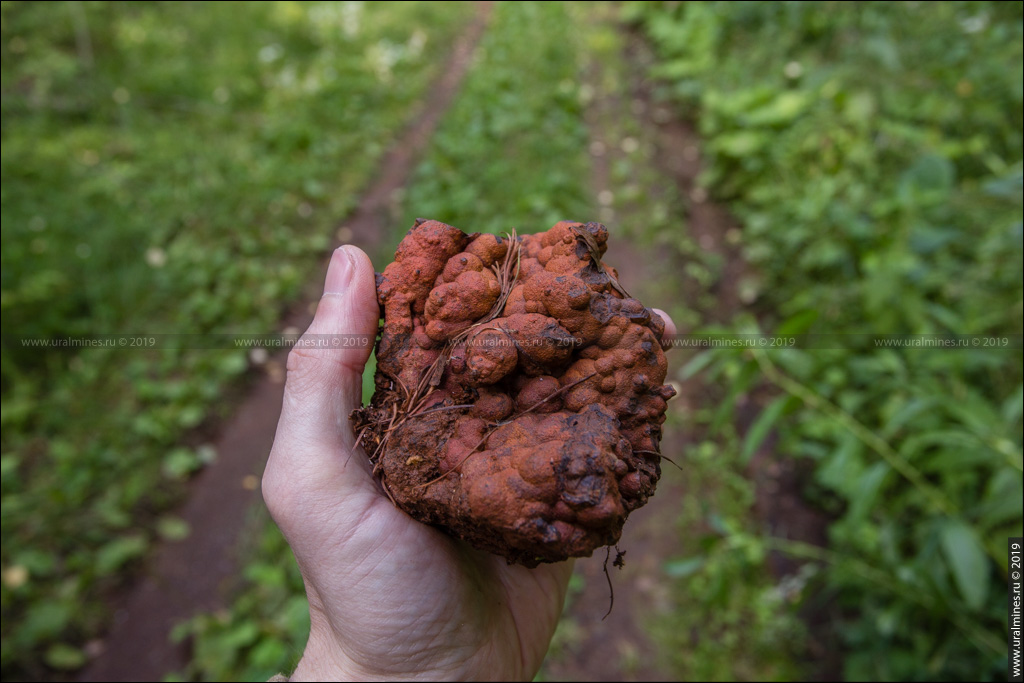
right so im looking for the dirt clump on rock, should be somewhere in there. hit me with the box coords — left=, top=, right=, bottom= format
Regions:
left=352, top=219, right=676, bottom=566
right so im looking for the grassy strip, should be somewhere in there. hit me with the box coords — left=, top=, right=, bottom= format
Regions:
left=400, top=0, right=593, bottom=234
left=0, top=1, right=473, bottom=677
left=628, top=1, right=1022, bottom=679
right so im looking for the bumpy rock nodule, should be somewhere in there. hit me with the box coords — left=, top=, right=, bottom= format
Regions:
left=353, top=219, right=675, bottom=567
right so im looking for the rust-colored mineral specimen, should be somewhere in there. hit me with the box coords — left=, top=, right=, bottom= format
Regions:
left=353, top=219, right=675, bottom=566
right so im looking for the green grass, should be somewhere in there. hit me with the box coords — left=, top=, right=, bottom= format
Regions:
left=400, top=0, right=593, bottom=234
left=650, top=426, right=808, bottom=682
left=0, top=1, right=473, bottom=677
left=628, top=1, right=1023, bottom=679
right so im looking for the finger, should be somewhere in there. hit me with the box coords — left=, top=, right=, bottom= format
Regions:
left=268, top=246, right=379, bottom=487
left=651, top=307, right=677, bottom=338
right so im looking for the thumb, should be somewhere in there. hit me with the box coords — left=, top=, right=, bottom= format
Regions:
left=269, top=246, right=379, bottom=480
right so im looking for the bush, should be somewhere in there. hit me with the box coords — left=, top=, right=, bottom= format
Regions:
left=628, top=2, right=1022, bottom=679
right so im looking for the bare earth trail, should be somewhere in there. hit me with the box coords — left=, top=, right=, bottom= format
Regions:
left=541, top=30, right=745, bottom=683
left=541, top=30, right=836, bottom=682
left=79, top=4, right=494, bottom=680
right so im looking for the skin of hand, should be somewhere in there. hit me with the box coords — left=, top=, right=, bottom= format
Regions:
left=262, top=245, right=677, bottom=682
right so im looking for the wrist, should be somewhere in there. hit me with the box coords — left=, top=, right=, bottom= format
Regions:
left=290, top=627, right=359, bottom=682
left=290, top=621, right=485, bottom=682
left=288, top=581, right=510, bottom=681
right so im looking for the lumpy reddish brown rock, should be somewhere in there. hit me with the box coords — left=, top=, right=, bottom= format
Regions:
left=354, top=219, right=675, bottom=567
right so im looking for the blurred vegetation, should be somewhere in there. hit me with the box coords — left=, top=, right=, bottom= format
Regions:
left=170, top=2, right=598, bottom=680
left=0, top=1, right=472, bottom=677
left=167, top=510, right=308, bottom=682
left=579, top=11, right=810, bottom=679
left=3, top=1, right=1021, bottom=681
left=402, top=0, right=593, bottom=232
left=626, top=1, right=1023, bottom=680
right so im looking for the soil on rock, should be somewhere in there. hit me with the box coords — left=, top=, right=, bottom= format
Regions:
left=354, top=220, right=676, bottom=566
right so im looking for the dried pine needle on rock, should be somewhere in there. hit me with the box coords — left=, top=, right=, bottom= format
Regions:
left=352, top=219, right=675, bottom=567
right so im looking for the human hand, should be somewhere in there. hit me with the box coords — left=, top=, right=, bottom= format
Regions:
left=262, top=245, right=676, bottom=681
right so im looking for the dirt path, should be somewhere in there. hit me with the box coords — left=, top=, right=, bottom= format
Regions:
left=543, top=29, right=838, bottom=682
left=78, top=5, right=494, bottom=681
left=540, top=27, right=741, bottom=683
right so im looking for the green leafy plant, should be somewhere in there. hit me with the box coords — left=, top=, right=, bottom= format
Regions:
left=628, top=1, right=1022, bottom=679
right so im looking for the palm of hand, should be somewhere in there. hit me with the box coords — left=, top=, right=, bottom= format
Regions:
left=291, top=480, right=572, bottom=680
left=263, top=247, right=571, bottom=681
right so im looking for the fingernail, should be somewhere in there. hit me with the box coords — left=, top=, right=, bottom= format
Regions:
left=324, top=246, right=356, bottom=294
left=652, top=307, right=677, bottom=337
